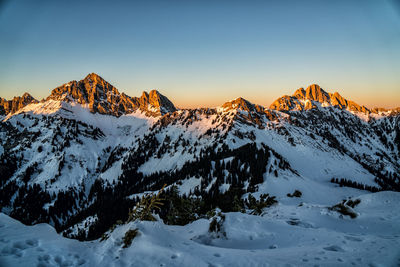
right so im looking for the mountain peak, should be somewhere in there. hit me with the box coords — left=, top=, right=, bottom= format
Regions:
left=139, top=89, right=177, bottom=116
left=45, top=74, right=176, bottom=117
left=270, top=84, right=370, bottom=113
left=149, top=89, right=161, bottom=97
left=221, top=97, right=261, bottom=113
left=304, top=84, right=330, bottom=103
left=84, top=72, right=102, bottom=80
left=0, top=93, right=38, bottom=115
left=290, top=84, right=329, bottom=102
left=46, top=73, right=123, bottom=114
left=21, top=92, right=34, bottom=99
left=83, top=73, right=109, bottom=85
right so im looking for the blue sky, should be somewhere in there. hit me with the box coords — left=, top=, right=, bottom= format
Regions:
left=0, top=0, right=399, bottom=108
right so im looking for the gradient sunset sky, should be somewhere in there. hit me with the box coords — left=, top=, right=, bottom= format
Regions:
left=0, top=0, right=399, bottom=108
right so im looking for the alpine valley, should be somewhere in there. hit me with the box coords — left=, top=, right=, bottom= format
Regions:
left=1, top=73, right=400, bottom=267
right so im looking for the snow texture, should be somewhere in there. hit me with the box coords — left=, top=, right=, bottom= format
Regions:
left=1, top=191, right=400, bottom=266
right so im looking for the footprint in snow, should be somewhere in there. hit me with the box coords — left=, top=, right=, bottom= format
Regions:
left=26, top=239, right=39, bottom=247
left=77, top=258, right=86, bottom=265
left=37, top=253, right=85, bottom=267
left=1, top=246, right=22, bottom=258
left=323, top=245, right=345, bottom=252
left=0, top=237, right=9, bottom=244
left=213, top=253, right=221, bottom=257
left=0, top=239, right=40, bottom=258
left=13, top=241, right=30, bottom=250
left=37, top=254, right=51, bottom=264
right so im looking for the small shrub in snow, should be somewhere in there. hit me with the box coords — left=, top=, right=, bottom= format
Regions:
left=128, top=184, right=166, bottom=222
left=208, top=210, right=226, bottom=238
left=246, top=194, right=277, bottom=215
left=101, top=185, right=165, bottom=242
left=329, top=199, right=360, bottom=219
left=287, top=190, right=302, bottom=198
left=122, top=228, right=139, bottom=248
left=206, top=209, right=217, bottom=219
left=231, top=195, right=245, bottom=213
left=346, top=198, right=361, bottom=208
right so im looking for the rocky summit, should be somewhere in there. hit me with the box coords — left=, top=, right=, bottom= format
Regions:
left=270, top=84, right=370, bottom=113
left=46, top=73, right=176, bottom=117
left=0, top=93, right=38, bottom=116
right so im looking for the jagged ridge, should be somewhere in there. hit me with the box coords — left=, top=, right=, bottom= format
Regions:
left=0, top=93, right=38, bottom=116
left=3, top=75, right=399, bottom=118
left=46, top=73, right=176, bottom=116
left=270, top=84, right=370, bottom=113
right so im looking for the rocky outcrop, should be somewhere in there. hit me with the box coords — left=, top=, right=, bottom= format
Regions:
left=370, top=107, right=400, bottom=116
left=222, top=98, right=256, bottom=112
left=138, top=90, right=177, bottom=116
left=270, top=84, right=370, bottom=113
left=0, top=93, right=38, bottom=115
left=222, top=97, right=266, bottom=113
left=46, top=73, right=176, bottom=116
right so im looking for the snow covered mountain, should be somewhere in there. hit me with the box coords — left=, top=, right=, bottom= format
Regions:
left=0, top=73, right=399, bottom=256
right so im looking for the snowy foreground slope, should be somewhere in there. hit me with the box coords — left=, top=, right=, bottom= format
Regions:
left=1, top=191, right=400, bottom=267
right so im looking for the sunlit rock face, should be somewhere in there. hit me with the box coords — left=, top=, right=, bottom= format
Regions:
left=0, top=93, right=38, bottom=115
left=139, top=90, right=177, bottom=116
left=270, top=84, right=370, bottom=113
left=221, top=97, right=259, bottom=112
left=46, top=73, right=176, bottom=117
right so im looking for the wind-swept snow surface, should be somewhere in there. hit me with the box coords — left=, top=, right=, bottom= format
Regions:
left=1, top=191, right=399, bottom=267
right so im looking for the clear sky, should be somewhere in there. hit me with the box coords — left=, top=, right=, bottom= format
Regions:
left=0, top=0, right=399, bottom=108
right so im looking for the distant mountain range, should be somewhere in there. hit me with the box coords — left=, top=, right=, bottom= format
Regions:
left=1, top=73, right=398, bottom=117
left=0, top=73, right=399, bottom=241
